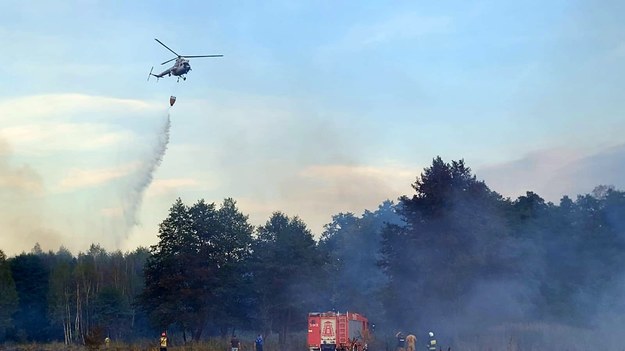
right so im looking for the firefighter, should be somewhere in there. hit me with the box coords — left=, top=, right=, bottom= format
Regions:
left=231, top=334, right=241, bottom=351
left=255, top=334, right=264, bottom=351
left=160, top=332, right=168, bottom=351
left=426, top=331, right=436, bottom=351
left=395, top=331, right=406, bottom=351
left=406, top=333, right=417, bottom=351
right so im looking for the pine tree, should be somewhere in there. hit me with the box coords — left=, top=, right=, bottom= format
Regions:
left=252, top=212, right=321, bottom=347
left=141, top=198, right=195, bottom=333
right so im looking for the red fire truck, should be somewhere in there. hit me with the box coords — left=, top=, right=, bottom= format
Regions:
left=307, top=311, right=370, bottom=351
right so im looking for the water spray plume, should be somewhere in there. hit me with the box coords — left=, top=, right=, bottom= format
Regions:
left=122, top=109, right=171, bottom=230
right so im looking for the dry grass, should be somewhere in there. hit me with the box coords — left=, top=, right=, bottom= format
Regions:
left=0, top=342, right=228, bottom=351
left=0, top=333, right=306, bottom=351
left=449, top=322, right=598, bottom=351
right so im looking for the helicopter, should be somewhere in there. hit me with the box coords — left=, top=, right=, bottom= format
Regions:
left=148, top=38, right=223, bottom=82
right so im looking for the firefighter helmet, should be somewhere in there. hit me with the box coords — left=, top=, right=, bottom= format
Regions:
left=429, top=331, right=434, bottom=337
left=162, top=332, right=166, bottom=337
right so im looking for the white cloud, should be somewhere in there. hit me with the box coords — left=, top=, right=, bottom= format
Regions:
left=57, top=162, right=140, bottom=191
left=146, top=177, right=208, bottom=197
left=0, top=93, right=164, bottom=156
left=0, top=93, right=156, bottom=122
left=1, top=123, right=133, bottom=155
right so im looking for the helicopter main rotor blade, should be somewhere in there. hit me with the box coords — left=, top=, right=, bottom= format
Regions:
left=154, top=38, right=180, bottom=57
left=161, top=57, right=178, bottom=65
left=183, top=55, right=224, bottom=58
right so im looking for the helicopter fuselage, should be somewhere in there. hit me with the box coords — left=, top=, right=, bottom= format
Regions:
left=148, top=38, right=222, bottom=82
left=170, top=58, right=192, bottom=76
left=155, top=58, right=191, bottom=78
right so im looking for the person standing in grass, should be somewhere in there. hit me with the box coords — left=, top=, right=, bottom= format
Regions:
left=231, top=334, right=240, bottom=351
left=160, top=332, right=168, bottom=351
left=395, top=331, right=406, bottom=351
left=426, top=331, right=436, bottom=351
left=405, top=333, right=416, bottom=351
left=255, top=334, right=264, bottom=351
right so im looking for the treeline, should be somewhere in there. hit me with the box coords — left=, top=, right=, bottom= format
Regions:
left=2, top=157, right=625, bottom=346
left=0, top=244, right=150, bottom=343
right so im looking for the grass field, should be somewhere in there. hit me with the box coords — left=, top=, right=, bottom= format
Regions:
left=0, top=333, right=306, bottom=351
left=0, top=324, right=618, bottom=351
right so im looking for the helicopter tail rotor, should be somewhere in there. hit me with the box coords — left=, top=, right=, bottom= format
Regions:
left=147, top=66, right=154, bottom=81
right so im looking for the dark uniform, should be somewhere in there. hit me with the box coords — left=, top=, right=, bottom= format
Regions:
left=231, top=335, right=240, bottom=351
left=255, top=335, right=264, bottom=351
left=427, top=332, right=437, bottom=351
left=396, top=332, right=406, bottom=351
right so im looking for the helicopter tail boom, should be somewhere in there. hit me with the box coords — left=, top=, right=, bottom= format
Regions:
left=147, top=66, right=163, bottom=81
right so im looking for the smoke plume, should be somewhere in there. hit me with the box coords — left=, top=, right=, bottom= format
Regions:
left=0, top=138, right=64, bottom=254
left=121, top=110, right=171, bottom=230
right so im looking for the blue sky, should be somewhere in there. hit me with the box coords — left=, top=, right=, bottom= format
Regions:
left=1, top=0, right=624, bottom=255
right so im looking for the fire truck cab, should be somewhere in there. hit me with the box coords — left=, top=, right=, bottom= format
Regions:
left=307, top=311, right=370, bottom=351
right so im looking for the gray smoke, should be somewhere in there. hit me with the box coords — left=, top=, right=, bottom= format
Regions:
left=122, top=109, right=171, bottom=230
left=0, top=138, right=62, bottom=254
